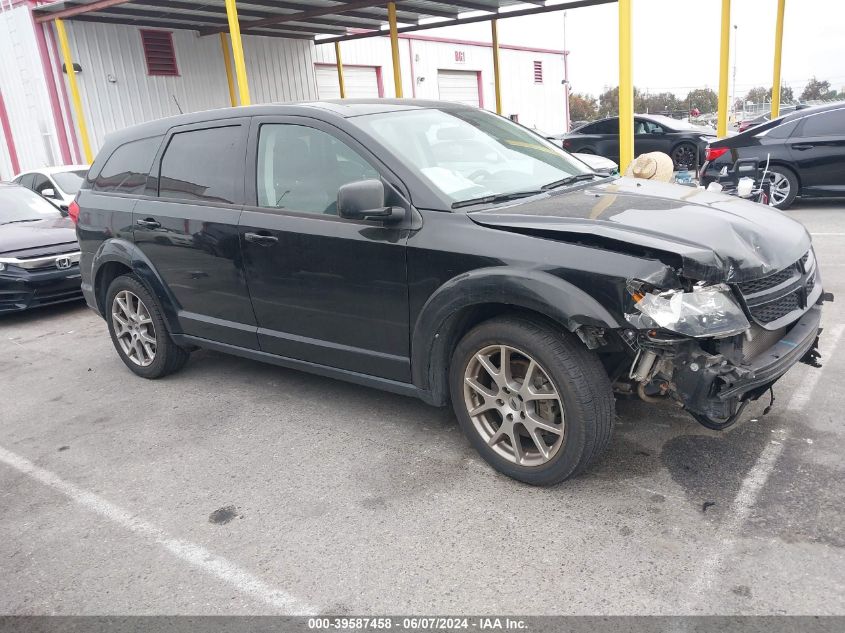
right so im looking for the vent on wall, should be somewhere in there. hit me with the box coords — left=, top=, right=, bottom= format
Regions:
left=533, top=61, right=543, bottom=84
left=140, top=30, right=179, bottom=76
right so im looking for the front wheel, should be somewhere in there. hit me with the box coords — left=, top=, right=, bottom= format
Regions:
left=449, top=316, right=615, bottom=485
left=671, top=142, right=698, bottom=169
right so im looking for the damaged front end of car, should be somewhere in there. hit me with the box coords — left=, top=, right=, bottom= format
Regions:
left=617, top=249, right=831, bottom=429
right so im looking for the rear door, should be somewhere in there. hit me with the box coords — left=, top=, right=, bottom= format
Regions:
left=133, top=118, right=258, bottom=349
left=787, top=107, right=845, bottom=196
left=238, top=116, right=412, bottom=381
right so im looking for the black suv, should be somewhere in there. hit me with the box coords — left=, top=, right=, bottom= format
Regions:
left=76, top=100, right=828, bottom=485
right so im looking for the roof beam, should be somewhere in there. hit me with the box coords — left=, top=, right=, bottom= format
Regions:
left=239, top=1, right=457, bottom=23
left=423, top=0, right=497, bottom=13
left=35, top=0, right=136, bottom=23
left=322, top=0, right=617, bottom=43
left=69, top=14, right=315, bottom=39
left=199, top=0, right=384, bottom=36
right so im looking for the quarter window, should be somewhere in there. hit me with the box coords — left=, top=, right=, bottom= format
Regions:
left=94, top=136, right=162, bottom=194
left=159, top=126, right=243, bottom=204
left=256, top=124, right=379, bottom=215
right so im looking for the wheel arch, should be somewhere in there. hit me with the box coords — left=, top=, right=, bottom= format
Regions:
left=91, top=239, right=182, bottom=334
left=411, top=268, right=621, bottom=406
left=763, top=160, right=801, bottom=190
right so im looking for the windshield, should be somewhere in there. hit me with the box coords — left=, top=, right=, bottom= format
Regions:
left=353, top=107, right=594, bottom=206
left=0, top=186, right=62, bottom=224
left=52, top=169, right=88, bottom=195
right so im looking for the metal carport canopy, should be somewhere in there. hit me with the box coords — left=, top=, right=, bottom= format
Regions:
left=32, top=1, right=617, bottom=40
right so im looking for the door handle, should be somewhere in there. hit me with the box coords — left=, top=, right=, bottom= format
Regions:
left=791, top=143, right=814, bottom=151
left=136, top=218, right=161, bottom=228
left=244, top=232, right=279, bottom=246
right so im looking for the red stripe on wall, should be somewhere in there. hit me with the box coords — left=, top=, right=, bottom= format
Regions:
left=0, top=90, right=21, bottom=177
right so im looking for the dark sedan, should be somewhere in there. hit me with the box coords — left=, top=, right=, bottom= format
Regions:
left=701, top=102, right=845, bottom=209
left=0, top=183, right=82, bottom=314
left=556, top=114, right=717, bottom=169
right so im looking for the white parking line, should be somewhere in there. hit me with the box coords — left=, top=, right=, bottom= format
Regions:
left=0, top=447, right=317, bottom=615
left=684, top=323, right=845, bottom=609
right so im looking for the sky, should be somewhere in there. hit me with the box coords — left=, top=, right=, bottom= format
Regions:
left=419, top=0, right=845, bottom=102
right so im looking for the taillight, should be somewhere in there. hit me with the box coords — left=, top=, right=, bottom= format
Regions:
left=563, top=139, right=572, bottom=148
left=705, top=146, right=729, bottom=162
left=68, top=200, right=80, bottom=224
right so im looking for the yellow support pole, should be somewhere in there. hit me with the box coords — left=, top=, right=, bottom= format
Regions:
left=491, top=19, right=502, bottom=115
left=334, top=41, right=346, bottom=98
left=55, top=19, right=92, bottom=163
left=771, top=0, right=786, bottom=119
left=220, top=33, right=237, bottom=107
left=717, top=0, right=731, bottom=137
left=618, top=0, right=634, bottom=173
left=224, top=0, right=251, bottom=106
left=387, top=2, right=403, bottom=98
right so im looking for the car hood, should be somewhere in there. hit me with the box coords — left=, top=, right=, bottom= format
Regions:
left=468, top=177, right=811, bottom=284
left=0, top=216, right=78, bottom=256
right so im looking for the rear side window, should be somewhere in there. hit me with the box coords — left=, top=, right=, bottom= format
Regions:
left=763, top=119, right=798, bottom=139
left=800, top=109, right=845, bottom=137
left=94, top=136, right=162, bottom=194
left=158, top=126, right=242, bottom=204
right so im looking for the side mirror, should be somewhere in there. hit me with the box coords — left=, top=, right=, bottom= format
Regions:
left=337, top=179, right=404, bottom=223
left=41, top=188, right=57, bottom=198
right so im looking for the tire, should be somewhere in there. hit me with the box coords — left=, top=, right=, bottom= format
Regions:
left=105, top=274, right=190, bottom=379
left=766, top=165, right=799, bottom=209
left=671, top=142, right=698, bottom=170
left=448, top=316, right=615, bottom=485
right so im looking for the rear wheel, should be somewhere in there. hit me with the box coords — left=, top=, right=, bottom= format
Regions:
left=671, top=142, right=698, bottom=169
left=449, top=316, right=615, bottom=485
left=106, top=274, right=189, bottom=379
left=765, top=166, right=798, bottom=209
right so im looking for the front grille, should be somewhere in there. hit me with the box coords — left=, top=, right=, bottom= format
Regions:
left=738, top=267, right=797, bottom=294
left=738, top=250, right=816, bottom=327
left=748, top=291, right=800, bottom=323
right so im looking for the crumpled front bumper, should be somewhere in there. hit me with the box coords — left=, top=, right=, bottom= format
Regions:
left=673, top=305, right=823, bottom=420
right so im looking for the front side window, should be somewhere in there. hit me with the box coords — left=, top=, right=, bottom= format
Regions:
left=94, top=136, right=162, bottom=194
left=353, top=107, right=592, bottom=205
left=256, top=124, right=379, bottom=215
left=159, top=126, right=242, bottom=204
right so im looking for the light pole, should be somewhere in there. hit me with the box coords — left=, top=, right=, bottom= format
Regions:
left=563, top=11, right=570, bottom=132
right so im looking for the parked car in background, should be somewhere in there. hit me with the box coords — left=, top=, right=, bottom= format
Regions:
left=76, top=100, right=827, bottom=485
left=701, top=102, right=845, bottom=209
left=737, top=113, right=771, bottom=133
left=556, top=114, right=718, bottom=169
left=12, top=165, right=89, bottom=214
left=0, top=183, right=82, bottom=314
left=543, top=133, right=619, bottom=174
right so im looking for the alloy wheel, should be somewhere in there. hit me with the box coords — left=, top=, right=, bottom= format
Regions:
left=463, top=344, right=565, bottom=467
left=672, top=144, right=697, bottom=169
left=112, top=290, right=156, bottom=367
left=767, top=171, right=791, bottom=206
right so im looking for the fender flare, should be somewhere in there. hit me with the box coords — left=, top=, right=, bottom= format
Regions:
left=91, top=238, right=182, bottom=334
left=411, top=267, right=622, bottom=404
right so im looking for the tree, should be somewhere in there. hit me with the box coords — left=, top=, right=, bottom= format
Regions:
left=597, top=86, right=620, bottom=118
left=569, top=92, right=598, bottom=122
left=637, top=91, right=682, bottom=114
left=767, top=85, right=794, bottom=103
left=745, top=86, right=769, bottom=104
left=685, top=88, right=719, bottom=114
left=801, top=76, right=834, bottom=101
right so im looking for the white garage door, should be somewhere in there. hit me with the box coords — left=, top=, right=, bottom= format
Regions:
left=437, top=70, right=480, bottom=107
left=316, top=65, right=380, bottom=99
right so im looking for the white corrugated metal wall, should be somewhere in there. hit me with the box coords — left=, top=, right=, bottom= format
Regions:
left=0, top=3, right=64, bottom=178
left=59, top=21, right=318, bottom=154
left=315, top=36, right=566, bottom=132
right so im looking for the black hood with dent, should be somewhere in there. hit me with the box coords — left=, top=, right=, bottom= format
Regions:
left=0, top=216, right=78, bottom=257
left=469, top=177, right=810, bottom=284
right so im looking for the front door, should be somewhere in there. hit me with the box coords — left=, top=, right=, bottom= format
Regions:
left=133, top=118, right=258, bottom=349
left=239, top=117, right=412, bottom=381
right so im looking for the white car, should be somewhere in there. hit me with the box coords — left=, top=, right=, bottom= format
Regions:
left=12, top=164, right=89, bottom=213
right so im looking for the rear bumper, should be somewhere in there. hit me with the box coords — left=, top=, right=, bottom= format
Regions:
left=0, top=265, right=83, bottom=314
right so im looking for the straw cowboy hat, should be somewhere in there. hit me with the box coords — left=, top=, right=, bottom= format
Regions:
left=624, top=151, right=675, bottom=182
